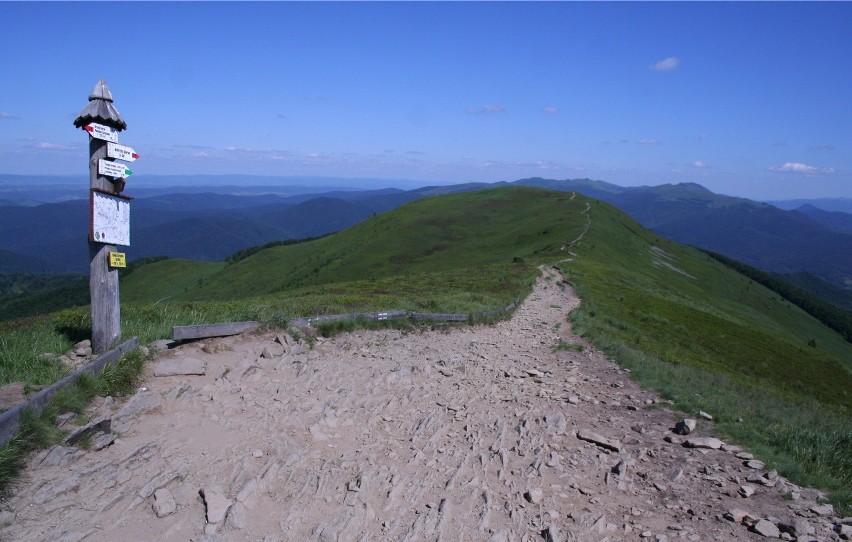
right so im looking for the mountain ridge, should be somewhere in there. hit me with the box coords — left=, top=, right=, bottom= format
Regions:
left=2, top=177, right=849, bottom=294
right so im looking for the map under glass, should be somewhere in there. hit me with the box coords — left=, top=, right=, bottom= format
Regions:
left=91, top=190, right=130, bottom=246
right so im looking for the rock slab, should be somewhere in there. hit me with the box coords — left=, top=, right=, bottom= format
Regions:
left=153, top=358, right=206, bottom=377
left=576, top=429, right=621, bottom=452
left=152, top=489, right=176, bottom=518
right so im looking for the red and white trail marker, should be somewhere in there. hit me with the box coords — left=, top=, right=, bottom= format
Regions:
left=83, top=122, right=119, bottom=143
left=107, top=142, right=139, bottom=162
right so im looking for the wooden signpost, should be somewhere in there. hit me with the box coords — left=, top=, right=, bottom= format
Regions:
left=74, top=80, right=136, bottom=354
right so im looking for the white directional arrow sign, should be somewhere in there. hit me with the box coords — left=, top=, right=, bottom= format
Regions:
left=83, top=123, right=119, bottom=143
left=98, top=159, right=132, bottom=178
left=107, top=142, right=139, bottom=162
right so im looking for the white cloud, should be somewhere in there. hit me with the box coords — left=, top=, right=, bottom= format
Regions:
left=33, top=141, right=76, bottom=150
left=174, top=144, right=212, bottom=150
left=691, top=160, right=707, bottom=168
left=650, top=57, right=680, bottom=71
left=769, top=162, right=835, bottom=175
left=0, top=112, right=19, bottom=120
left=466, top=104, right=506, bottom=114
left=698, top=133, right=708, bottom=140
left=810, top=143, right=833, bottom=150
left=543, top=106, right=558, bottom=114
left=638, top=138, right=661, bottom=145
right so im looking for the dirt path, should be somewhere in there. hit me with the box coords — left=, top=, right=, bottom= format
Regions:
left=0, top=268, right=842, bottom=541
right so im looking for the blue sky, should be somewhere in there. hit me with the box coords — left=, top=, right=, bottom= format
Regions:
left=0, top=1, right=849, bottom=200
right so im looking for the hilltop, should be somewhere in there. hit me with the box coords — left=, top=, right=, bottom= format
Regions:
left=2, top=176, right=849, bottom=313
left=2, top=186, right=850, bottom=516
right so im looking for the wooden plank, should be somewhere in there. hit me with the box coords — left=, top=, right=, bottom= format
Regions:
left=0, top=337, right=138, bottom=445
left=171, top=321, right=259, bottom=341
left=410, top=313, right=469, bottom=322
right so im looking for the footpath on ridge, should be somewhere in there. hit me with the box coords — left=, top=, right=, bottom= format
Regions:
left=1, top=268, right=845, bottom=541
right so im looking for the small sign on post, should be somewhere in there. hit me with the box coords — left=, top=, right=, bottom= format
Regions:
left=106, top=142, right=139, bottom=162
left=108, top=252, right=127, bottom=268
left=83, top=122, right=119, bottom=143
left=98, top=159, right=133, bottom=178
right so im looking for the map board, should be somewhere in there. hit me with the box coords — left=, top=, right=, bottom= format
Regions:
left=90, top=190, right=131, bottom=246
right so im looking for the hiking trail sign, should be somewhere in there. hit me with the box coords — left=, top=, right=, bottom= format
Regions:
left=73, top=79, right=135, bottom=354
left=90, top=190, right=131, bottom=245
left=83, top=122, right=119, bottom=143
left=106, top=142, right=139, bottom=162
left=98, top=159, right=133, bottom=178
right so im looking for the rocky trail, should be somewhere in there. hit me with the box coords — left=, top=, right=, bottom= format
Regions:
left=1, top=268, right=848, bottom=541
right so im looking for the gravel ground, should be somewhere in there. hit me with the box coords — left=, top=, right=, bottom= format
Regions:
left=0, top=267, right=844, bottom=542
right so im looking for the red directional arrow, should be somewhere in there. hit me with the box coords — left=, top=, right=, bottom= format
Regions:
left=83, top=122, right=119, bottom=143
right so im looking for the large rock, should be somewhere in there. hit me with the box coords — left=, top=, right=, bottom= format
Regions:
left=62, top=416, right=111, bottom=445
left=524, top=488, right=543, bottom=504
left=811, top=503, right=835, bottom=517
left=673, top=418, right=696, bottom=435
left=724, top=509, right=752, bottom=523
left=113, top=391, right=161, bottom=433
left=200, top=487, right=232, bottom=524
left=779, top=518, right=812, bottom=538
left=226, top=501, right=247, bottom=529
left=152, top=488, right=176, bottom=518
left=739, top=485, right=756, bottom=498
left=683, top=437, right=723, bottom=450
left=153, top=357, right=206, bottom=377
left=751, top=519, right=780, bottom=538
left=576, top=429, right=621, bottom=452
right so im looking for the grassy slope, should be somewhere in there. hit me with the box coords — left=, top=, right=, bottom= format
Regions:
left=559, top=200, right=851, bottom=403
left=6, top=185, right=852, bottom=507
left=557, top=197, right=851, bottom=508
left=121, top=259, right=224, bottom=303
left=122, top=187, right=585, bottom=306
left=122, top=187, right=852, bottom=408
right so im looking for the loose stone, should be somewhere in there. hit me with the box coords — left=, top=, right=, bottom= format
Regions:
left=673, top=418, right=696, bottom=435
left=152, top=489, right=176, bottom=518
left=751, top=519, right=781, bottom=538
left=683, top=437, right=723, bottom=450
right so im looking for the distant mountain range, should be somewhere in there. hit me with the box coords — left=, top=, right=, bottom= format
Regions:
left=0, top=174, right=431, bottom=206
left=1, top=175, right=849, bottom=304
left=767, top=198, right=852, bottom=214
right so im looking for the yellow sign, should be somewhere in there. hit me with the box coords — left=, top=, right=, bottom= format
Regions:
left=109, top=252, right=126, bottom=268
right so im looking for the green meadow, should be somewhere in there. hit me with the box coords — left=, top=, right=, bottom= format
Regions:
left=1, top=186, right=849, bottom=510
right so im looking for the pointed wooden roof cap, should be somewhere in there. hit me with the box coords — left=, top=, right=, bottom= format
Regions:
left=73, top=79, right=127, bottom=131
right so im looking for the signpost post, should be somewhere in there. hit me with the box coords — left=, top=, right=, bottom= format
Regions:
left=74, top=80, right=133, bottom=354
